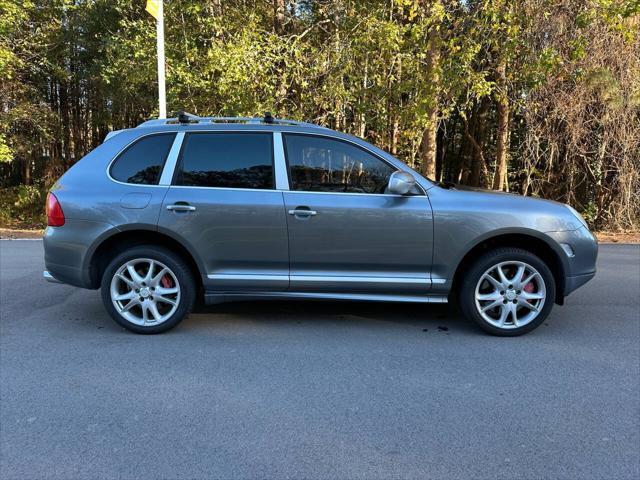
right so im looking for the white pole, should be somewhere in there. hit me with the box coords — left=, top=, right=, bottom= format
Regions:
left=156, top=0, right=167, bottom=118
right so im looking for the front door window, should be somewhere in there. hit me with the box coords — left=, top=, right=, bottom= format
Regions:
left=284, top=134, right=395, bottom=194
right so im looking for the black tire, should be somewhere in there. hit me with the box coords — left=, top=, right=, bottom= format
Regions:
left=100, top=245, right=196, bottom=334
left=458, top=247, right=556, bottom=336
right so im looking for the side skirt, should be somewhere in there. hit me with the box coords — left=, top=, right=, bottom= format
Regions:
left=203, top=291, right=449, bottom=306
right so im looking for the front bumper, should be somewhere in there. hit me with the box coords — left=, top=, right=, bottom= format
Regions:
left=546, top=226, right=598, bottom=297
left=564, top=271, right=596, bottom=296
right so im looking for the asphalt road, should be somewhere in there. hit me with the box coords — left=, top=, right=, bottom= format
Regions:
left=1, top=241, right=638, bottom=480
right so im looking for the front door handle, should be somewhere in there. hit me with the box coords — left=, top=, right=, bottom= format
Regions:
left=166, top=204, right=196, bottom=212
left=288, top=208, right=317, bottom=217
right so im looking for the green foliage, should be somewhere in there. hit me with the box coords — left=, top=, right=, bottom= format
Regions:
left=14, top=184, right=41, bottom=210
left=0, top=134, right=12, bottom=163
left=585, top=68, right=624, bottom=109
left=0, top=0, right=637, bottom=230
left=581, top=201, right=599, bottom=228
left=0, top=185, right=46, bottom=229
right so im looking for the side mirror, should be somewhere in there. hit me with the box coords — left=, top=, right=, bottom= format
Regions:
left=387, top=171, right=416, bottom=195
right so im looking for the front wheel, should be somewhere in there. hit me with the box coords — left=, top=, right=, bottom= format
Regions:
left=100, top=245, right=196, bottom=334
left=459, top=247, right=556, bottom=336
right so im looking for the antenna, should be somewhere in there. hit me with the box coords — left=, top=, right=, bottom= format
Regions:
left=263, top=112, right=274, bottom=124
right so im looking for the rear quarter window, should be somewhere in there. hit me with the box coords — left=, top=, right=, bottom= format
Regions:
left=110, top=133, right=176, bottom=185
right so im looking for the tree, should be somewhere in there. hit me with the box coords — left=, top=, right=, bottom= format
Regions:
left=0, top=0, right=638, bottom=231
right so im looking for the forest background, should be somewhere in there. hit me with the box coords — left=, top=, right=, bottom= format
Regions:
left=1, top=0, right=638, bottom=232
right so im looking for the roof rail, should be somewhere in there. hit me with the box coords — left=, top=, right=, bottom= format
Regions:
left=137, top=111, right=326, bottom=129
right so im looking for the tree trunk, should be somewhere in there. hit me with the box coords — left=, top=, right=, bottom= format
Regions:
left=72, top=75, right=83, bottom=163
left=49, top=79, right=63, bottom=175
left=466, top=96, right=490, bottom=186
left=419, top=117, right=438, bottom=179
left=59, top=80, right=71, bottom=169
left=273, top=0, right=288, bottom=108
left=419, top=26, right=440, bottom=180
left=492, top=60, right=509, bottom=191
left=358, top=55, right=368, bottom=138
left=459, top=109, right=475, bottom=183
left=23, top=158, right=31, bottom=185
left=273, top=0, right=285, bottom=34
left=211, top=0, right=222, bottom=17
left=451, top=115, right=466, bottom=182
left=435, top=123, right=446, bottom=182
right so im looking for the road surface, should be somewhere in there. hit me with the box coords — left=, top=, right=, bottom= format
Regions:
left=1, top=241, right=638, bottom=479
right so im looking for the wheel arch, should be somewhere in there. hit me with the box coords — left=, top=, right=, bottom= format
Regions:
left=450, top=229, right=568, bottom=305
left=85, top=226, right=205, bottom=294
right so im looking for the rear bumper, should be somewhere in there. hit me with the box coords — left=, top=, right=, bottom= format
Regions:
left=43, top=219, right=116, bottom=289
left=42, top=263, right=91, bottom=288
left=43, top=270, right=62, bottom=283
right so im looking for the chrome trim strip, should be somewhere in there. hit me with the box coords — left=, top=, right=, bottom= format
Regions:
left=431, top=278, right=447, bottom=284
left=106, top=131, right=180, bottom=188
left=105, top=129, right=274, bottom=189
left=206, top=273, right=431, bottom=285
left=159, top=132, right=185, bottom=185
left=166, top=185, right=281, bottom=193
left=284, top=190, right=429, bottom=199
left=292, top=275, right=430, bottom=285
left=272, top=132, right=290, bottom=190
left=207, top=273, right=289, bottom=281
left=105, top=128, right=430, bottom=195
left=204, top=291, right=448, bottom=304
left=43, top=271, right=61, bottom=284
left=165, top=184, right=421, bottom=198
left=278, top=130, right=427, bottom=196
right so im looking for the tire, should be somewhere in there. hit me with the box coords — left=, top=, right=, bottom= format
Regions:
left=458, top=247, right=556, bottom=336
left=100, top=245, right=196, bottom=334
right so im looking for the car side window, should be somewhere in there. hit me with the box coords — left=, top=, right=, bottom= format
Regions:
left=175, top=133, right=274, bottom=189
left=283, top=134, right=395, bottom=194
left=110, top=133, right=176, bottom=185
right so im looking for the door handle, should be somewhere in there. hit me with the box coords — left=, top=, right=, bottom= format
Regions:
left=288, top=209, right=317, bottom=216
left=166, top=204, right=196, bottom=212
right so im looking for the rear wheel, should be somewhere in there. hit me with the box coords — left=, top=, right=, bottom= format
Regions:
left=459, top=247, right=555, bottom=336
left=100, top=245, right=195, bottom=334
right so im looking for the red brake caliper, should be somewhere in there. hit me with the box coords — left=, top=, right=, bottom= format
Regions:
left=161, top=275, right=173, bottom=288
left=524, top=279, right=535, bottom=303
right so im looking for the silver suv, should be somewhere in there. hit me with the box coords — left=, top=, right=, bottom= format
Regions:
left=43, top=113, right=598, bottom=335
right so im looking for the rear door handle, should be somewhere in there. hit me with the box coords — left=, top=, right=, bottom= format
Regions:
left=166, top=204, right=196, bottom=212
left=288, top=209, right=317, bottom=216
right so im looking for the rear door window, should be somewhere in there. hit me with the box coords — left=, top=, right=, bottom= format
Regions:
left=110, top=133, right=176, bottom=185
left=175, top=133, right=274, bottom=189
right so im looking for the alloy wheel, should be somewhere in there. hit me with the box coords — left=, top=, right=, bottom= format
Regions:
left=474, top=261, right=546, bottom=329
left=110, top=258, right=181, bottom=326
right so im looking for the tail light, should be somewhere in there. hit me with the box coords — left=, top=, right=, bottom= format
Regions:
left=46, top=192, right=65, bottom=227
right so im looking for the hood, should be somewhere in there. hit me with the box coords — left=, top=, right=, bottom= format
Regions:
left=430, top=182, right=585, bottom=232
left=436, top=182, right=566, bottom=207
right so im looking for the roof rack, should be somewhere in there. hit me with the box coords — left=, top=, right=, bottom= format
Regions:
left=137, top=111, right=325, bottom=129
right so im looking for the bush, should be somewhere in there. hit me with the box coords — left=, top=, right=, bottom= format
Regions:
left=0, top=185, right=46, bottom=229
